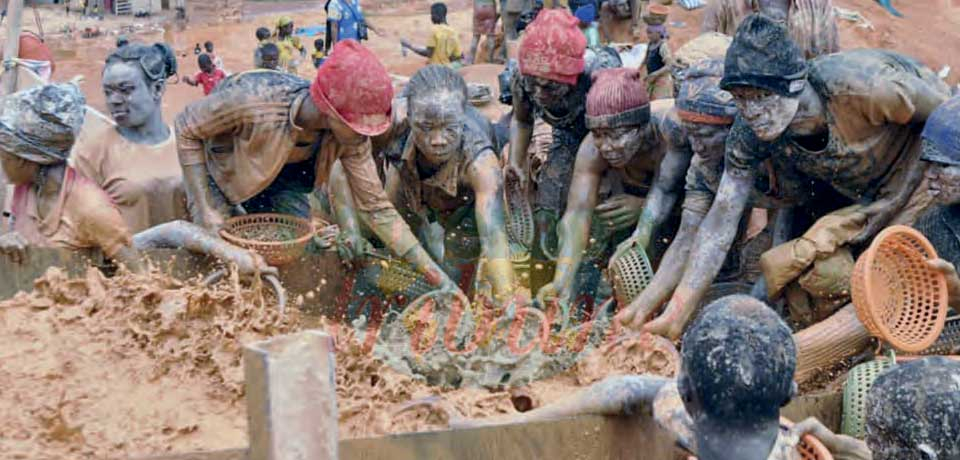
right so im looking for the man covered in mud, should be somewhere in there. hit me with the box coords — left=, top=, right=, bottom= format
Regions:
left=535, top=67, right=692, bottom=310
left=701, top=0, right=838, bottom=59
left=331, top=66, right=518, bottom=301
left=0, top=83, right=275, bottom=277
left=619, top=15, right=950, bottom=339
left=463, top=295, right=836, bottom=459
left=507, top=9, right=609, bottom=258
left=174, top=41, right=462, bottom=294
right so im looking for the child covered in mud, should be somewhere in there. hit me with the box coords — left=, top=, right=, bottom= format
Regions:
left=536, top=67, right=693, bottom=311
left=0, top=83, right=274, bottom=277
left=330, top=65, right=518, bottom=302
left=183, top=54, right=226, bottom=96
left=622, top=14, right=950, bottom=340
left=401, top=3, right=464, bottom=68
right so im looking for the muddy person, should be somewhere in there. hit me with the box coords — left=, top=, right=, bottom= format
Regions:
left=536, top=68, right=693, bottom=311
left=174, top=40, right=463, bottom=295
left=332, top=66, right=518, bottom=301
left=469, top=0, right=499, bottom=64
left=701, top=0, right=837, bottom=59
left=401, top=3, right=464, bottom=68
left=73, top=43, right=190, bottom=234
left=619, top=14, right=950, bottom=339
left=0, top=84, right=274, bottom=277
left=508, top=9, right=614, bottom=260
left=642, top=23, right=674, bottom=101
left=182, top=54, right=226, bottom=96
left=462, top=295, right=853, bottom=460
left=502, top=0, right=533, bottom=40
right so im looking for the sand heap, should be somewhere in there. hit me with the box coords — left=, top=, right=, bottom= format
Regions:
left=0, top=267, right=679, bottom=459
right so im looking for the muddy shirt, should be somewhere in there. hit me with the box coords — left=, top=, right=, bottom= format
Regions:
left=73, top=125, right=189, bottom=233
left=511, top=70, right=591, bottom=138
left=176, top=70, right=416, bottom=252
left=12, top=168, right=132, bottom=258
left=701, top=0, right=838, bottom=59
left=726, top=49, right=949, bottom=205
left=653, top=382, right=802, bottom=460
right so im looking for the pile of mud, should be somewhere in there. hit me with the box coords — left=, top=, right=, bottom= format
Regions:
left=0, top=268, right=678, bottom=458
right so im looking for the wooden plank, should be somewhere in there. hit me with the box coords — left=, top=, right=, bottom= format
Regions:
left=1, top=0, right=23, bottom=95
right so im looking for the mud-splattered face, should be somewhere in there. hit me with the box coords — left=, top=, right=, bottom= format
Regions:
left=409, top=91, right=465, bottom=164
left=730, top=87, right=799, bottom=142
left=102, top=61, right=163, bottom=129
left=522, top=75, right=574, bottom=108
left=925, top=162, right=960, bottom=206
left=592, top=125, right=647, bottom=168
left=681, top=121, right=730, bottom=158
left=0, top=152, right=39, bottom=185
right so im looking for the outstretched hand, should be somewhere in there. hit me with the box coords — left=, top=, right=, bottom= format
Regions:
left=928, top=258, right=960, bottom=306
left=0, top=231, right=29, bottom=264
left=596, top=194, right=645, bottom=233
left=230, top=249, right=279, bottom=278
left=789, top=418, right=871, bottom=460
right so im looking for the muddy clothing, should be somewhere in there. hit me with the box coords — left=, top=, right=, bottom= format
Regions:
left=645, top=42, right=674, bottom=100
left=175, top=70, right=417, bottom=252
left=72, top=126, right=189, bottom=234
left=726, top=50, right=947, bottom=221
left=474, top=0, right=499, bottom=35
left=914, top=204, right=960, bottom=269
left=12, top=168, right=132, bottom=258
left=653, top=382, right=801, bottom=459
left=511, top=72, right=592, bottom=216
left=701, top=0, right=838, bottom=59
left=615, top=100, right=688, bottom=193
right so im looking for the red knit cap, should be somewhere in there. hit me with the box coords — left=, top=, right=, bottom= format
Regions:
left=586, top=68, right=651, bottom=129
left=310, top=40, right=393, bottom=136
left=518, top=9, right=586, bottom=85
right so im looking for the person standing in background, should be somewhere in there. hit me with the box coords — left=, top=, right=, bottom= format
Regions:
left=182, top=54, right=226, bottom=96
left=253, top=27, right=272, bottom=69
left=469, top=0, right=499, bottom=64
left=642, top=23, right=674, bottom=100
left=401, top=3, right=463, bottom=68
left=326, top=0, right=382, bottom=52
left=275, top=16, right=307, bottom=74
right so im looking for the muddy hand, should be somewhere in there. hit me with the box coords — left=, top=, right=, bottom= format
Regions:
left=850, top=200, right=892, bottom=246
left=596, top=195, right=644, bottom=233
left=536, top=282, right=571, bottom=312
left=611, top=236, right=641, bottom=268
left=504, top=164, right=527, bottom=193
left=336, top=230, right=373, bottom=267
left=0, top=231, right=29, bottom=264
left=790, top=418, right=871, bottom=460
left=928, top=258, right=960, bottom=306
left=642, top=294, right=692, bottom=341
left=232, top=249, right=278, bottom=277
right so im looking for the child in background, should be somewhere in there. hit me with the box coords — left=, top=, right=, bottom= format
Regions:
left=312, top=38, right=327, bottom=68
left=642, top=23, right=674, bottom=100
left=204, top=41, right=225, bottom=71
left=400, top=3, right=463, bottom=68
left=253, top=26, right=272, bottom=68
left=259, top=43, right=280, bottom=70
left=183, top=54, right=226, bottom=96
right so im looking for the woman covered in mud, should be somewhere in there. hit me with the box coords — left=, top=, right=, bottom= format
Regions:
left=174, top=40, right=463, bottom=295
left=0, top=83, right=274, bottom=276
left=507, top=9, right=614, bottom=258
left=619, top=15, right=950, bottom=339
left=536, top=67, right=693, bottom=310
left=72, top=43, right=189, bottom=234
left=332, top=65, right=517, bottom=302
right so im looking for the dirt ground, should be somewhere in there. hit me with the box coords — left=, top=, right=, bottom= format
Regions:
left=0, top=0, right=958, bottom=457
left=0, top=267, right=678, bottom=459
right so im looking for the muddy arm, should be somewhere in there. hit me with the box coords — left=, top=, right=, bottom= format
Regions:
left=133, top=220, right=276, bottom=276
left=468, top=151, right=517, bottom=301
left=540, top=141, right=605, bottom=305
left=631, top=141, right=693, bottom=250
left=507, top=80, right=535, bottom=174
left=111, top=246, right=146, bottom=274
left=455, top=375, right=670, bottom=428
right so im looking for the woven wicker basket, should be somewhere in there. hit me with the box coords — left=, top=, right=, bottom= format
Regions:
left=220, top=213, right=316, bottom=266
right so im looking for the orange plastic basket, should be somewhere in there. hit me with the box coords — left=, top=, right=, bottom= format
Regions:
left=850, top=226, right=948, bottom=353
left=220, top=213, right=315, bottom=266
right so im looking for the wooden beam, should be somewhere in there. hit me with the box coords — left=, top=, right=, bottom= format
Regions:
left=1, top=0, right=23, bottom=96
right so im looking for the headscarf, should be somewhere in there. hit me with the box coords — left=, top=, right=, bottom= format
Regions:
left=720, top=14, right=808, bottom=97
left=276, top=16, right=294, bottom=28
left=676, top=59, right=738, bottom=125
left=518, top=9, right=587, bottom=85
left=647, top=23, right=669, bottom=40
left=0, top=83, right=86, bottom=165
left=585, top=68, right=650, bottom=129
left=310, top=40, right=393, bottom=136
left=574, top=4, right=597, bottom=24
